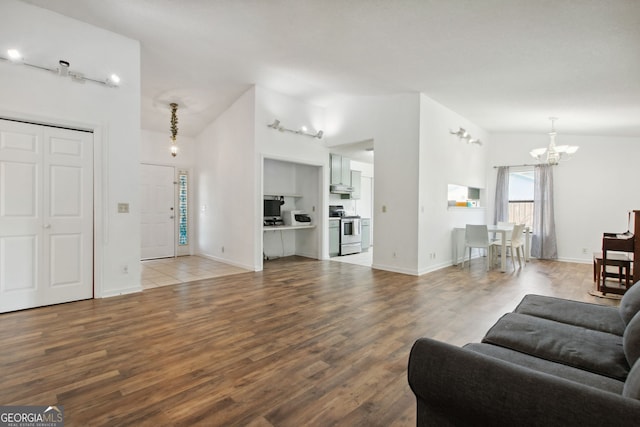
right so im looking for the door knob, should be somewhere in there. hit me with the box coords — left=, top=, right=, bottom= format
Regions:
left=170, top=216, right=175, bottom=219
left=43, top=224, right=51, bottom=229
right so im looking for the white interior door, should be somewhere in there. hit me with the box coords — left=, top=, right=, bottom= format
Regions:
left=0, top=119, right=93, bottom=313
left=140, top=164, right=175, bottom=260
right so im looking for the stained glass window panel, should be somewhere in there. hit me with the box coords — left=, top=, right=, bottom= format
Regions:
left=178, top=172, right=188, bottom=245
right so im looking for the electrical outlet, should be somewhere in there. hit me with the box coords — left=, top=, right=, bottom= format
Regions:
left=221, top=246, right=225, bottom=253
left=382, top=205, right=387, bottom=213
left=582, top=248, right=588, bottom=255
left=122, top=265, right=129, bottom=274
left=117, top=203, right=129, bottom=213
left=393, top=251, right=397, bottom=258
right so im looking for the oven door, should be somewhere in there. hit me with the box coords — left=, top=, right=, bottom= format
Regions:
left=340, top=218, right=361, bottom=244
left=340, top=218, right=362, bottom=255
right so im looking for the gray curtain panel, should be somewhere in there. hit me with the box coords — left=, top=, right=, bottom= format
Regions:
left=494, top=166, right=509, bottom=225
left=531, top=164, right=558, bottom=259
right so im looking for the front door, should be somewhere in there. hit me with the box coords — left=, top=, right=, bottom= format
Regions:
left=0, top=119, right=94, bottom=313
left=140, top=164, right=175, bottom=260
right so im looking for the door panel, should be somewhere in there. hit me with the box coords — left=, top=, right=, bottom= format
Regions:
left=0, top=119, right=93, bottom=312
left=0, top=235, right=37, bottom=291
left=43, top=126, right=93, bottom=305
left=1, top=161, right=37, bottom=216
left=140, top=164, right=175, bottom=260
left=49, top=233, right=82, bottom=287
left=50, top=165, right=82, bottom=216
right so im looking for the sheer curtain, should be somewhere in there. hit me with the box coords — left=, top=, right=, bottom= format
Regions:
left=531, top=164, right=558, bottom=259
left=494, top=166, right=509, bottom=225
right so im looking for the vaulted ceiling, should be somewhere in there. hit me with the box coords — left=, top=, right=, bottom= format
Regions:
left=20, top=0, right=640, bottom=139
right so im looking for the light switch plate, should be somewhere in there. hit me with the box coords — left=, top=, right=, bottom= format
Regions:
left=118, top=203, right=129, bottom=213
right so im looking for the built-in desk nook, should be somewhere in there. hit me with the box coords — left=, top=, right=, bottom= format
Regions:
left=264, top=225, right=315, bottom=231
left=262, top=158, right=321, bottom=261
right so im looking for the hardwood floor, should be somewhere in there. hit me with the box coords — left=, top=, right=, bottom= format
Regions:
left=0, top=257, right=618, bottom=426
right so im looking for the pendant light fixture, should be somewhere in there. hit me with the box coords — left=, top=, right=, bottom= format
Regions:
left=529, top=117, right=578, bottom=165
left=170, top=103, right=178, bottom=157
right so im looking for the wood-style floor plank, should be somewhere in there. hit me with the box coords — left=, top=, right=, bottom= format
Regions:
left=0, top=256, right=617, bottom=426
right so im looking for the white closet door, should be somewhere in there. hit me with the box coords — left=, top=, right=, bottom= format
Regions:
left=0, top=119, right=93, bottom=313
left=140, top=164, right=175, bottom=260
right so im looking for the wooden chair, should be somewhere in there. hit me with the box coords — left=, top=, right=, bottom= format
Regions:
left=598, top=232, right=634, bottom=295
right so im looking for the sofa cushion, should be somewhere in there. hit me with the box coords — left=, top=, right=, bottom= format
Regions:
left=482, top=312, right=628, bottom=380
left=620, top=282, right=640, bottom=326
left=624, top=311, right=640, bottom=367
left=623, top=359, right=640, bottom=399
left=514, top=294, right=624, bottom=335
left=465, top=342, right=624, bottom=394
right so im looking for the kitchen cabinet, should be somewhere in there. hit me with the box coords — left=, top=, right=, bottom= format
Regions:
left=350, top=170, right=361, bottom=200
left=330, top=153, right=351, bottom=185
left=361, top=218, right=371, bottom=251
left=329, top=219, right=340, bottom=257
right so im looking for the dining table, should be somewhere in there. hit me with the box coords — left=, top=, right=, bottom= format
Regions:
left=452, top=224, right=531, bottom=272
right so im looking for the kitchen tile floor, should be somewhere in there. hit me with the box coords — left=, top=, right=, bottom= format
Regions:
left=330, top=247, right=373, bottom=267
left=141, top=255, right=250, bottom=289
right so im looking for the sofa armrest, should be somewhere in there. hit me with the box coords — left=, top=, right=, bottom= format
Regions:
left=408, top=337, right=640, bottom=427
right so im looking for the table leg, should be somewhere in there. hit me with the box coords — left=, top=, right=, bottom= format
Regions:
left=501, top=235, right=507, bottom=272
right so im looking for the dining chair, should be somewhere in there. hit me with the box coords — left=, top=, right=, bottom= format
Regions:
left=508, top=224, right=526, bottom=270
left=495, top=221, right=515, bottom=243
left=462, top=224, right=497, bottom=271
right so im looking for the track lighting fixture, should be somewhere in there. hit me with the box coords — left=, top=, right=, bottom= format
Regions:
left=449, top=127, right=482, bottom=145
left=0, top=49, right=120, bottom=88
left=267, top=119, right=324, bottom=139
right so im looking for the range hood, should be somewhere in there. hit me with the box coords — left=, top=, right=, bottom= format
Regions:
left=330, top=184, right=354, bottom=194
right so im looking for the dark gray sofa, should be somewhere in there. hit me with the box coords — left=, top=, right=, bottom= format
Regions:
left=408, top=284, right=640, bottom=426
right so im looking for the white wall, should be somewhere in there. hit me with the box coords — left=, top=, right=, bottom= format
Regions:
left=326, top=94, right=421, bottom=274
left=141, top=129, right=196, bottom=167
left=0, top=0, right=142, bottom=296
left=487, top=133, right=640, bottom=262
left=195, top=88, right=256, bottom=270
left=326, top=93, right=489, bottom=275
left=255, top=86, right=329, bottom=268
left=418, top=94, right=489, bottom=273
left=141, top=129, right=197, bottom=256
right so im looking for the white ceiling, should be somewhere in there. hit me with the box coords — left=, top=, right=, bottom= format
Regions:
left=19, top=0, right=640, bottom=139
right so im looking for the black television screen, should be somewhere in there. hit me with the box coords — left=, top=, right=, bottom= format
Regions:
left=264, top=199, right=282, bottom=217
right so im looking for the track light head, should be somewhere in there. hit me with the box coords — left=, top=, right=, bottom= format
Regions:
left=58, top=60, right=70, bottom=77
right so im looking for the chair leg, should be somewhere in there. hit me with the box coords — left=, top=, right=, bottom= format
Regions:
left=485, top=247, right=490, bottom=271
left=519, top=247, right=524, bottom=268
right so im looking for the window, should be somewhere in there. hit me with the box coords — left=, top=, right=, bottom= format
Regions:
left=178, top=171, right=188, bottom=245
left=508, top=170, right=534, bottom=227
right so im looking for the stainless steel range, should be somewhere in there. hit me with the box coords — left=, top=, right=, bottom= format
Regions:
left=340, top=216, right=362, bottom=255
left=330, top=205, right=362, bottom=255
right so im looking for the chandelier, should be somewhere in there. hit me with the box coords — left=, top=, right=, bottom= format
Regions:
left=529, top=117, right=578, bottom=165
left=169, top=103, right=178, bottom=157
